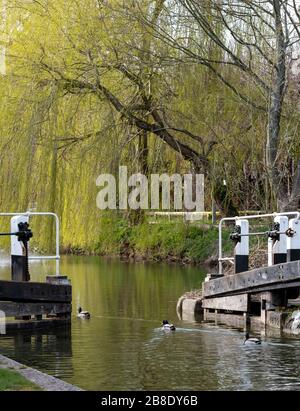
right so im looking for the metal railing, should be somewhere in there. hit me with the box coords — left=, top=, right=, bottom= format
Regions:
left=0, top=211, right=60, bottom=276
left=218, top=211, right=300, bottom=275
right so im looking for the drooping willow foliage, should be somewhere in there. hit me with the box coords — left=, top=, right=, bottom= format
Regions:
left=0, top=0, right=300, bottom=252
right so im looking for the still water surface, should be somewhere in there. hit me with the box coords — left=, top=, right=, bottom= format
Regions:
left=1, top=255, right=300, bottom=391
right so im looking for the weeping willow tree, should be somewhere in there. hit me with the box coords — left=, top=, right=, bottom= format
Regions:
left=0, top=0, right=300, bottom=252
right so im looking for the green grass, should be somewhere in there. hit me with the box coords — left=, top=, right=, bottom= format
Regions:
left=95, top=215, right=232, bottom=264
left=0, top=368, right=41, bottom=391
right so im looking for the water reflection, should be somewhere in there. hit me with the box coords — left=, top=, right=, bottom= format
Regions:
left=1, top=325, right=73, bottom=380
left=1, top=256, right=300, bottom=390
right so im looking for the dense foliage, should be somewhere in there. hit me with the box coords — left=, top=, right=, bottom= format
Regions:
left=1, top=1, right=300, bottom=253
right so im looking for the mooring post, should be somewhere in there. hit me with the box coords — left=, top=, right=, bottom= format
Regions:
left=234, top=219, right=249, bottom=273
left=269, top=216, right=288, bottom=265
left=11, top=215, right=33, bottom=320
left=10, top=215, right=31, bottom=282
left=287, top=218, right=300, bottom=262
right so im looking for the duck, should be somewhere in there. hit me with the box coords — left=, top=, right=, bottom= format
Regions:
left=161, top=320, right=176, bottom=331
left=77, top=307, right=91, bottom=319
left=243, top=332, right=261, bottom=345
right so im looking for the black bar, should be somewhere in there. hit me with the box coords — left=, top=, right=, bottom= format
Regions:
left=235, top=255, right=249, bottom=274
left=11, top=255, right=29, bottom=282
left=0, top=232, right=18, bottom=236
left=273, top=253, right=287, bottom=265
left=287, top=249, right=300, bottom=262
left=0, top=392, right=243, bottom=406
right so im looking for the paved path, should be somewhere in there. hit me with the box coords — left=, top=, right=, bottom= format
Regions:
left=0, top=354, right=83, bottom=391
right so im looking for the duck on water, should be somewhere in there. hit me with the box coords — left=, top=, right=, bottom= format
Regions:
left=77, top=307, right=91, bottom=319
left=244, top=333, right=261, bottom=345
left=162, top=320, right=176, bottom=331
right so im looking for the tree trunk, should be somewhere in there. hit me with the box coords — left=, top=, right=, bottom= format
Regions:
left=282, top=160, right=300, bottom=211
left=266, top=0, right=287, bottom=210
left=138, top=130, right=149, bottom=176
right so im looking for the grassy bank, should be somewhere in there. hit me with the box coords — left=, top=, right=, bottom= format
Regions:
left=0, top=368, right=41, bottom=391
left=89, top=217, right=232, bottom=265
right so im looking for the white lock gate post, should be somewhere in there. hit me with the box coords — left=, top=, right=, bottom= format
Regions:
left=11, top=215, right=31, bottom=281
left=269, top=215, right=288, bottom=265
left=287, top=218, right=300, bottom=262
left=234, top=219, right=249, bottom=273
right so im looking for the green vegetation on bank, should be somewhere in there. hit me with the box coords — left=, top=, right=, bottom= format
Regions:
left=94, top=217, right=232, bottom=265
left=0, top=368, right=41, bottom=391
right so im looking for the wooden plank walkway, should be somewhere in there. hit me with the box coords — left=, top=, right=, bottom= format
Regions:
left=0, top=278, right=72, bottom=327
left=0, top=302, right=71, bottom=317
left=0, top=279, right=72, bottom=303
left=202, top=260, right=300, bottom=298
left=201, top=294, right=248, bottom=312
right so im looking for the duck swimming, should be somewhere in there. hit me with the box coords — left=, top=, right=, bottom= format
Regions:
left=162, top=320, right=176, bottom=331
left=244, top=332, right=261, bottom=345
left=77, top=307, right=91, bottom=319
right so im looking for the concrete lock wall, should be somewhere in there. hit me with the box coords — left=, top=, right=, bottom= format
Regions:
left=177, top=297, right=203, bottom=322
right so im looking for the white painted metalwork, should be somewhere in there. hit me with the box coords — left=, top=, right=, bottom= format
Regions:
left=218, top=212, right=300, bottom=275
left=11, top=215, right=29, bottom=256
left=148, top=210, right=266, bottom=222
left=0, top=211, right=60, bottom=276
left=267, top=237, right=273, bottom=267
left=270, top=216, right=288, bottom=265
left=287, top=218, right=300, bottom=258
left=235, top=219, right=249, bottom=256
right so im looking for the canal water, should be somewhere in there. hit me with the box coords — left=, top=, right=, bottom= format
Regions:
left=1, top=255, right=300, bottom=391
